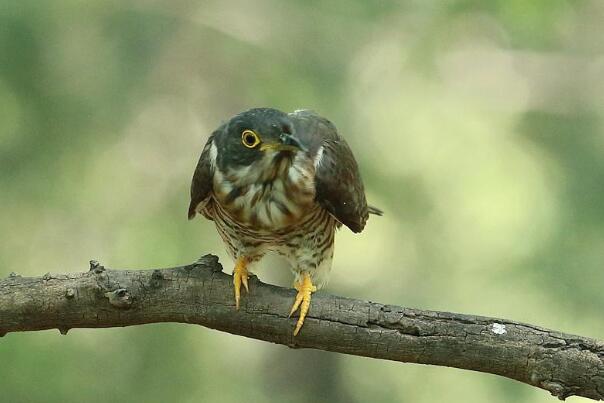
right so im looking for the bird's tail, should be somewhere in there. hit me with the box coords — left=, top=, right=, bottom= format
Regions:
left=368, top=205, right=384, bottom=216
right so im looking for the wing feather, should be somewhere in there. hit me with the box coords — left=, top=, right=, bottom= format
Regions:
left=188, top=134, right=216, bottom=220
left=290, top=110, right=370, bottom=233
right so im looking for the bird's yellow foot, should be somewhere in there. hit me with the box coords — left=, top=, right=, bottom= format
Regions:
left=289, top=272, right=316, bottom=336
left=233, top=257, right=249, bottom=309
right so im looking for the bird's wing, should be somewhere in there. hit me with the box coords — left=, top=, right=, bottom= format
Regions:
left=290, top=110, right=370, bottom=233
left=188, top=134, right=216, bottom=220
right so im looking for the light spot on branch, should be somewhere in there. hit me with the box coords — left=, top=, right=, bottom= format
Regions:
left=491, top=323, right=507, bottom=335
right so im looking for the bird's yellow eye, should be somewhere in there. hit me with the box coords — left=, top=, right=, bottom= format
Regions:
left=241, top=130, right=261, bottom=148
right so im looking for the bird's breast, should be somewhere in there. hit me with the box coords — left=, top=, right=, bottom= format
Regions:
left=212, top=153, right=316, bottom=230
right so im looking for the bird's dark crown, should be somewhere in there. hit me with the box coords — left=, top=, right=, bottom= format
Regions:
left=214, top=108, right=301, bottom=170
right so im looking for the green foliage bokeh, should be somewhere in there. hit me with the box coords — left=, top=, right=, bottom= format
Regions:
left=1, top=1, right=603, bottom=402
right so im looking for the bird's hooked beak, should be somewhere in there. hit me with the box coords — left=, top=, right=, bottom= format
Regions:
left=260, top=133, right=307, bottom=153
left=279, top=132, right=307, bottom=152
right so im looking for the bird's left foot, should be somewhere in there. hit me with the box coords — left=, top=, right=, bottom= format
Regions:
left=289, top=272, right=316, bottom=336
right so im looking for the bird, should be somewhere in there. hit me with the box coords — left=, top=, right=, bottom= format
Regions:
left=188, top=107, right=381, bottom=335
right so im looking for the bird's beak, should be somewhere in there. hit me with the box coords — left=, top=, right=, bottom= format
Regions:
left=260, top=133, right=307, bottom=153
left=279, top=133, right=307, bottom=151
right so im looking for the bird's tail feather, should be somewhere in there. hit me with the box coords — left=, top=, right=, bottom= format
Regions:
left=368, top=205, right=383, bottom=216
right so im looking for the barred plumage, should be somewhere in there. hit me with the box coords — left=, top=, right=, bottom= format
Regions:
left=188, top=108, right=380, bottom=335
left=202, top=140, right=337, bottom=287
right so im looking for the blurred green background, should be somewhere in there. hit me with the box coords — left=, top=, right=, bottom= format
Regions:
left=1, top=1, right=603, bottom=402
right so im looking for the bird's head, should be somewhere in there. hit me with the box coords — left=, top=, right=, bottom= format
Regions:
left=213, top=108, right=307, bottom=173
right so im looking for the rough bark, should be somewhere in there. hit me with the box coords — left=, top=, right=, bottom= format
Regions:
left=1, top=255, right=603, bottom=400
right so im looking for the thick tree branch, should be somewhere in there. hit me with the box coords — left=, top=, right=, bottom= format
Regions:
left=1, top=255, right=603, bottom=400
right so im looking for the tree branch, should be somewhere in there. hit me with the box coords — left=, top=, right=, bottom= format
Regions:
left=1, top=255, right=603, bottom=400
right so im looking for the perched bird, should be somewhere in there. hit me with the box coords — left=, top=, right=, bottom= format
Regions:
left=188, top=108, right=381, bottom=335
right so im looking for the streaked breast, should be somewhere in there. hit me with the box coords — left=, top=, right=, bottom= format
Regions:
left=213, top=152, right=316, bottom=230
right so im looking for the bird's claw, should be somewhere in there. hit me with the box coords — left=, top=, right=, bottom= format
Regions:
left=233, top=258, right=249, bottom=309
left=289, top=273, right=316, bottom=336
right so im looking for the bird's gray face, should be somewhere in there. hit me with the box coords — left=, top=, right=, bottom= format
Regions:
left=214, top=108, right=306, bottom=172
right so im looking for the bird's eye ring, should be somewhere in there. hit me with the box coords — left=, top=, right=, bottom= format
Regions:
left=241, top=130, right=261, bottom=148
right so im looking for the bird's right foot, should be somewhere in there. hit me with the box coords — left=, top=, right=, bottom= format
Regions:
left=233, top=257, right=249, bottom=309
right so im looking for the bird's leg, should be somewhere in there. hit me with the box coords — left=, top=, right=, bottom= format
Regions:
left=289, top=272, right=316, bottom=336
left=233, top=257, right=249, bottom=309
